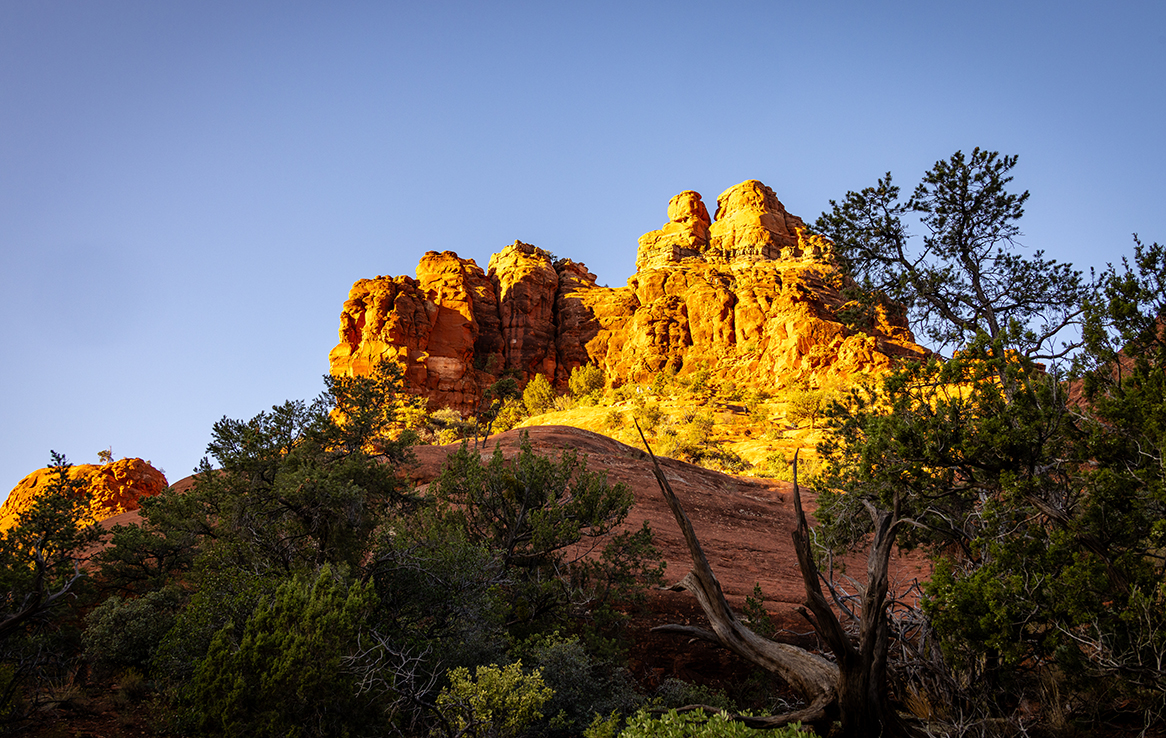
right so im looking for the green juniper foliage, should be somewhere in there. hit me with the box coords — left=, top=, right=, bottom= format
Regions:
left=182, top=566, right=379, bottom=737
left=523, top=373, right=558, bottom=416
left=814, top=241, right=1166, bottom=727
left=815, top=148, right=1087, bottom=359
left=426, top=432, right=663, bottom=645
left=78, top=360, right=667, bottom=737
left=569, top=364, right=606, bottom=405
left=0, top=453, right=103, bottom=726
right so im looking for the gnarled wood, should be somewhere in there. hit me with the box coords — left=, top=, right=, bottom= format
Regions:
left=638, top=425, right=837, bottom=726
left=642, top=426, right=909, bottom=737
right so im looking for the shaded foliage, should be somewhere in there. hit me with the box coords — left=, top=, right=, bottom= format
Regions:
left=426, top=433, right=664, bottom=646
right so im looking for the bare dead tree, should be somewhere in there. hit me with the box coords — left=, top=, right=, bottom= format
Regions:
left=638, top=422, right=914, bottom=737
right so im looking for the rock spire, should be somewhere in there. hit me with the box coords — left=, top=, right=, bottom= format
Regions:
left=329, top=180, right=925, bottom=413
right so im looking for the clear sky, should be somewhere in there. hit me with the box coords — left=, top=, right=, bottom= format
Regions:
left=2, top=1, right=1164, bottom=495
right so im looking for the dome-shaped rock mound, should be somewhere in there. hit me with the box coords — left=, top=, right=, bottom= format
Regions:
left=0, top=458, right=168, bottom=531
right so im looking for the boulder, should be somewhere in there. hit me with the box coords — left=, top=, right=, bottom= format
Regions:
left=1, top=458, right=168, bottom=531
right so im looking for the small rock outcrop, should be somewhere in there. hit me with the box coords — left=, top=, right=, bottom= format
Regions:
left=1, top=458, right=168, bottom=531
left=329, top=180, right=928, bottom=412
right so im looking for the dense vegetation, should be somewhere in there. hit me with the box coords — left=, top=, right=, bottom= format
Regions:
left=808, top=152, right=1166, bottom=736
left=1, top=149, right=1163, bottom=737
left=0, top=362, right=675, bottom=737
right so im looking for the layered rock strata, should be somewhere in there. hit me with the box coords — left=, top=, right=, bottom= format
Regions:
left=1, top=458, right=168, bottom=531
left=329, top=180, right=927, bottom=413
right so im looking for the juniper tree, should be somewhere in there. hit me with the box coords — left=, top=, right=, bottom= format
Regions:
left=815, top=148, right=1088, bottom=360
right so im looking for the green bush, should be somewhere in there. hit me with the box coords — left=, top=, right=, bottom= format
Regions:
left=784, top=388, right=837, bottom=429
left=83, top=586, right=184, bottom=674
left=650, top=372, right=674, bottom=399
left=427, top=434, right=660, bottom=641
left=602, top=409, right=625, bottom=432
left=631, top=402, right=664, bottom=434
left=179, top=566, right=379, bottom=737
left=515, top=632, right=639, bottom=738
left=740, top=584, right=778, bottom=640
left=524, top=374, right=557, bottom=415
left=430, top=407, right=476, bottom=443
left=684, top=369, right=713, bottom=399
left=612, top=385, right=635, bottom=403
left=368, top=523, right=507, bottom=674
left=436, top=662, right=553, bottom=738
left=618, top=709, right=801, bottom=738
left=757, top=451, right=819, bottom=482
left=569, top=364, right=605, bottom=404
left=493, top=397, right=529, bottom=433
left=152, top=569, right=272, bottom=684
left=651, top=679, right=734, bottom=712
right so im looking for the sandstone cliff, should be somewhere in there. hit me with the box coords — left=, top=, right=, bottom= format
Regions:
left=1, top=458, right=168, bottom=531
left=329, top=180, right=928, bottom=412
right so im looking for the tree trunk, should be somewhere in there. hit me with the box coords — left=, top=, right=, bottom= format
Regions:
left=641, top=424, right=905, bottom=737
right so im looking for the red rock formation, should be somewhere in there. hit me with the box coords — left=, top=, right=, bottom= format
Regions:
left=488, top=241, right=560, bottom=380
left=0, top=458, right=168, bottom=532
left=329, top=180, right=928, bottom=412
left=328, top=251, right=504, bottom=412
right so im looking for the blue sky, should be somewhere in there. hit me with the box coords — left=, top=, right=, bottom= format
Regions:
left=2, top=1, right=1164, bottom=494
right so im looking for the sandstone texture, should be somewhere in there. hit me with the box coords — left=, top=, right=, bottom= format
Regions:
left=0, top=458, right=168, bottom=532
left=329, top=180, right=928, bottom=412
left=406, top=426, right=931, bottom=678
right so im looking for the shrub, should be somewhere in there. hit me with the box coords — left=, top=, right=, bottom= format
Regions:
left=714, top=380, right=743, bottom=403
left=743, top=390, right=770, bottom=413
left=784, top=387, right=838, bottom=429
left=493, top=398, right=529, bottom=433
left=515, top=632, right=639, bottom=738
left=631, top=402, right=664, bottom=434
left=650, top=373, right=673, bottom=399
left=524, top=374, right=557, bottom=415
left=436, top=662, right=553, bottom=738
left=83, top=586, right=185, bottom=674
left=757, top=451, right=819, bottom=482
left=152, top=569, right=272, bottom=684
left=430, top=407, right=475, bottom=443
left=427, top=434, right=659, bottom=641
left=618, top=709, right=801, bottom=738
left=368, top=524, right=507, bottom=675
left=177, top=567, right=379, bottom=737
left=740, top=584, right=777, bottom=640
left=569, top=364, right=605, bottom=404
left=602, top=409, right=625, bottom=433
left=612, top=385, right=635, bottom=403
left=684, top=369, right=713, bottom=399
left=652, top=680, right=734, bottom=712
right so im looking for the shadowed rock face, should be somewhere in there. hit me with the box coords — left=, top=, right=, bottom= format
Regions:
left=1, top=458, right=168, bottom=531
left=329, top=180, right=929, bottom=413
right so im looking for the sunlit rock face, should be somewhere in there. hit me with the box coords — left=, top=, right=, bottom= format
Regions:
left=488, top=241, right=561, bottom=382
left=329, top=180, right=928, bottom=413
left=1, top=458, right=168, bottom=531
left=328, top=250, right=501, bottom=413
left=635, top=190, right=712, bottom=270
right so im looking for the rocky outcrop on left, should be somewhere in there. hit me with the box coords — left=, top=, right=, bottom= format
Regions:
left=1, top=458, right=168, bottom=531
left=329, top=180, right=929, bottom=413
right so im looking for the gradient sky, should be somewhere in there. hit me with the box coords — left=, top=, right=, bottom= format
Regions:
left=2, top=1, right=1164, bottom=496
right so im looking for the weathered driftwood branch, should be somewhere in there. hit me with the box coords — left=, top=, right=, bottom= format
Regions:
left=791, top=452, right=902, bottom=736
left=640, top=420, right=909, bottom=737
left=638, top=425, right=837, bottom=728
